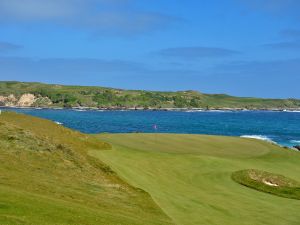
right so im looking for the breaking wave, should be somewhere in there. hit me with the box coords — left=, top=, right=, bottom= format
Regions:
left=240, top=135, right=275, bottom=143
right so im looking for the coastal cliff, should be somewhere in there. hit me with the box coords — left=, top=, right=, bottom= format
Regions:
left=0, top=93, right=52, bottom=107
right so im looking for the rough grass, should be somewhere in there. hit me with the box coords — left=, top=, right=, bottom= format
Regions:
left=92, top=133, right=300, bottom=225
left=232, top=169, right=300, bottom=200
left=0, top=112, right=174, bottom=225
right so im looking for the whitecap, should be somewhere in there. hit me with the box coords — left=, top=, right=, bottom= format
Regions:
left=240, top=135, right=275, bottom=143
left=55, top=121, right=63, bottom=125
left=284, top=110, right=300, bottom=113
left=291, top=140, right=300, bottom=144
left=185, top=110, right=204, bottom=112
left=207, top=110, right=227, bottom=112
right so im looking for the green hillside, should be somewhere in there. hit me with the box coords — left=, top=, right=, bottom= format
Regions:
left=0, top=112, right=174, bottom=225
left=92, top=133, right=300, bottom=225
left=1, top=81, right=300, bottom=109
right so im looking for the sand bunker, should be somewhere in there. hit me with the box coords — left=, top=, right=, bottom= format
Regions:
left=263, top=180, right=279, bottom=187
left=232, top=169, right=300, bottom=200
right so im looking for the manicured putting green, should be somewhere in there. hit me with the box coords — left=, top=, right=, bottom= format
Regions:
left=232, top=169, right=300, bottom=200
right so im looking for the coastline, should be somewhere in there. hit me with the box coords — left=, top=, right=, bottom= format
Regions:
left=2, top=106, right=300, bottom=150
left=1, top=105, right=300, bottom=112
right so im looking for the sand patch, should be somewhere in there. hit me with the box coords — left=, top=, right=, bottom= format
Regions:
left=263, top=180, right=279, bottom=187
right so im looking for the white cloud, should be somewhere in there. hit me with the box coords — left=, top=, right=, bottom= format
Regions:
left=0, top=0, right=178, bottom=35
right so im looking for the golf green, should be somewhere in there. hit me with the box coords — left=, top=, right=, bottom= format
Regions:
left=92, top=133, right=300, bottom=225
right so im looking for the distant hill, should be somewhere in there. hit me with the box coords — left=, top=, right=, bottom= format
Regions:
left=0, top=81, right=299, bottom=109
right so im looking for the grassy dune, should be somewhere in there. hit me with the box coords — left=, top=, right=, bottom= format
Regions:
left=0, top=113, right=174, bottom=225
left=92, top=134, right=300, bottom=225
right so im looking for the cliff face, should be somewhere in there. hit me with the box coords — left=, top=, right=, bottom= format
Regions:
left=0, top=94, right=17, bottom=106
left=0, top=93, right=52, bottom=107
left=16, top=94, right=36, bottom=107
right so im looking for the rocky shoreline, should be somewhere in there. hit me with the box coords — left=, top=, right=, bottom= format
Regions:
left=1, top=105, right=300, bottom=112
left=1, top=93, right=300, bottom=112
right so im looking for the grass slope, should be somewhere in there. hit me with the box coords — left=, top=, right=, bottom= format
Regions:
left=0, top=113, right=174, bottom=225
left=92, top=133, right=300, bottom=225
left=1, top=81, right=300, bottom=109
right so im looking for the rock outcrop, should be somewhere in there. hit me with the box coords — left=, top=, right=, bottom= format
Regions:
left=0, top=94, right=18, bottom=106
left=17, top=94, right=36, bottom=107
left=0, top=93, right=52, bottom=107
left=293, top=146, right=300, bottom=151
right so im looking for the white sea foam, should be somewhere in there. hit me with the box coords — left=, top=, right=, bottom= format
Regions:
left=240, top=135, right=275, bottom=143
left=55, top=121, right=63, bottom=125
left=291, top=140, right=300, bottom=144
left=207, top=110, right=229, bottom=112
left=185, top=110, right=204, bottom=112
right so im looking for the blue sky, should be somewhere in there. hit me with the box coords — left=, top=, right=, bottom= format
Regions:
left=0, top=0, right=300, bottom=98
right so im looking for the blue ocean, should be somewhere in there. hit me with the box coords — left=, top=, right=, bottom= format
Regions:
left=3, top=108, right=300, bottom=147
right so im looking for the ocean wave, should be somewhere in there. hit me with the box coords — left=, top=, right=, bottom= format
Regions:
left=55, top=121, right=63, bottom=125
left=207, top=110, right=231, bottom=112
left=185, top=110, right=204, bottom=113
left=240, top=135, right=275, bottom=143
left=73, top=109, right=87, bottom=112
left=291, top=140, right=300, bottom=144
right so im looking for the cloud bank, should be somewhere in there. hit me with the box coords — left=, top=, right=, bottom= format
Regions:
left=263, top=41, right=300, bottom=50
left=238, top=0, right=300, bottom=14
left=0, top=42, right=22, bottom=52
left=0, top=0, right=178, bottom=35
left=280, top=29, right=300, bottom=39
left=157, top=47, right=240, bottom=59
